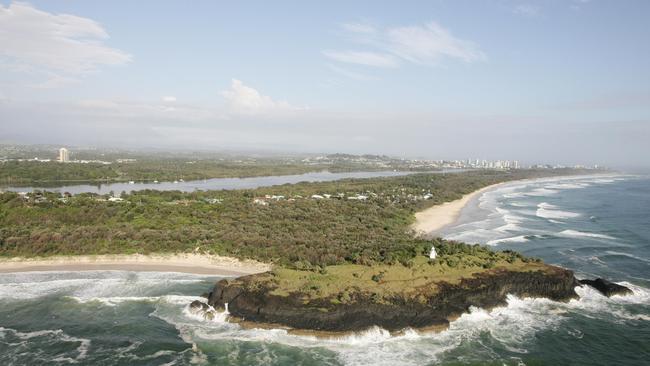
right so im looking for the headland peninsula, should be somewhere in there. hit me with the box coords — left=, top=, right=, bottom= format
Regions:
left=0, top=167, right=621, bottom=333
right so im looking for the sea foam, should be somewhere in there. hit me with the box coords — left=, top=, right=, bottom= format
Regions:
left=559, top=230, right=616, bottom=241
left=536, top=202, right=581, bottom=220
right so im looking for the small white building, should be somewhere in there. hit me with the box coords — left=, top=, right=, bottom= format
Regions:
left=429, top=246, right=437, bottom=259
left=253, top=198, right=269, bottom=206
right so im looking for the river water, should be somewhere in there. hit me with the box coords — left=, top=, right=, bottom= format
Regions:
left=0, top=170, right=415, bottom=195
left=1, top=174, right=649, bottom=365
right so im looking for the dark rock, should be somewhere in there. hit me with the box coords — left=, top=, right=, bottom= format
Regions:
left=579, top=278, right=632, bottom=297
left=189, top=300, right=211, bottom=312
left=189, top=300, right=218, bottom=321
left=207, top=266, right=579, bottom=332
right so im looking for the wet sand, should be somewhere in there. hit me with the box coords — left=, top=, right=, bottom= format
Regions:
left=0, top=253, right=272, bottom=275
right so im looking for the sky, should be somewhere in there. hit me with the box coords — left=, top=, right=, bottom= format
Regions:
left=0, top=0, right=649, bottom=167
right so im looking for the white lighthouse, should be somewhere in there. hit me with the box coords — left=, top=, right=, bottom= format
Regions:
left=429, top=245, right=437, bottom=259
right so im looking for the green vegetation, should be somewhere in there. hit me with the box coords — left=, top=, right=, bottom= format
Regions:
left=0, top=169, right=585, bottom=267
left=264, top=251, right=546, bottom=302
left=0, top=153, right=438, bottom=185
left=0, top=160, right=320, bottom=184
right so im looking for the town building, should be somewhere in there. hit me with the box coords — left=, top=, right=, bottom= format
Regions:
left=58, top=148, right=69, bottom=162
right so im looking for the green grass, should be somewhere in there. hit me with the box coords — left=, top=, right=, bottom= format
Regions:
left=256, top=254, right=549, bottom=304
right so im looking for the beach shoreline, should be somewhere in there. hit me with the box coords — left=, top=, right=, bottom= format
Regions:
left=0, top=253, right=272, bottom=275
left=410, top=173, right=619, bottom=238
left=411, top=183, right=504, bottom=237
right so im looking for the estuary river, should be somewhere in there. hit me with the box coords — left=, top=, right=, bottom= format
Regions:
left=0, top=170, right=423, bottom=195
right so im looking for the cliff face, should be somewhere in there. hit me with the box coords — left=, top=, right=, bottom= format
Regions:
left=207, top=266, right=579, bottom=332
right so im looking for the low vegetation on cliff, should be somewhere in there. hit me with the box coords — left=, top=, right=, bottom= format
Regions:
left=255, top=249, right=546, bottom=304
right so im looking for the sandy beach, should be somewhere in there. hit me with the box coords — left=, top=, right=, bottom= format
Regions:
left=0, top=253, right=272, bottom=275
left=412, top=183, right=503, bottom=237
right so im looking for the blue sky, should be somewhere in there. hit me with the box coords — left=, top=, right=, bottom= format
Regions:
left=1, top=0, right=649, bottom=167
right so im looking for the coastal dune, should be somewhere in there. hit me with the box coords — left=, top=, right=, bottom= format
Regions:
left=412, top=183, right=502, bottom=237
left=0, top=253, right=271, bottom=276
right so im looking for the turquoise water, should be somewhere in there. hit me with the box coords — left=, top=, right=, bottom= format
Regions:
left=1, top=175, right=649, bottom=365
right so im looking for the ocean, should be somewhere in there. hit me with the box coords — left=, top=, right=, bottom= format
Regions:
left=1, top=174, right=649, bottom=365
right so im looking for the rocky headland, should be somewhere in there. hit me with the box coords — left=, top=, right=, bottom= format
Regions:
left=204, top=262, right=581, bottom=333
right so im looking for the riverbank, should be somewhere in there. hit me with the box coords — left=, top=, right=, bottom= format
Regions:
left=0, top=253, right=272, bottom=275
left=411, top=183, right=504, bottom=237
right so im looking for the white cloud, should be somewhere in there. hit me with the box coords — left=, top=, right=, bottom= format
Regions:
left=513, top=4, right=540, bottom=17
left=30, top=74, right=80, bottom=89
left=220, top=79, right=305, bottom=115
left=386, top=22, right=485, bottom=64
left=162, top=96, right=177, bottom=103
left=322, top=50, right=398, bottom=68
left=325, top=21, right=484, bottom=71
left=327, top=64, right=377, bottom=81
left=0, top=2, right=131, bottom=86
left=341, top=22, right=376, bottom=34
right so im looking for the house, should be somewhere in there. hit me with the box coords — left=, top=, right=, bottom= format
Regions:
left=311, top=194, right=324, bottom=199
left=108, top=197, right=124, bottom=202
left=348, top=195, right=368, bottom=201
left=253, top=198, right=269, bottom=206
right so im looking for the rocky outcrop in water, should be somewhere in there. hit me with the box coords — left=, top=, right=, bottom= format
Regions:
left=207, top=266, right=579, bottom=332
left=579, top=278, right=632, bottom=297
left=189, top=299, right=219, bottom=320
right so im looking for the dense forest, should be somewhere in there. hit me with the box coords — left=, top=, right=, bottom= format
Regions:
left=0, top=169, right=588, bottom=267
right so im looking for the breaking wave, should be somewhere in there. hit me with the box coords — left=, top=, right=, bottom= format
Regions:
left=558, top=230, right=617, bottom=241
left=0, top=327, right=91, bottom=364
left=536, top=202, right=581, bottom=220
left=155, top=282, right=650, bottom=366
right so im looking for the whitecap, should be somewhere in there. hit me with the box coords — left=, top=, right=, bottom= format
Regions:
left=526, top=188, right=559, bottom=197
left=545, top=183, right=590, bottom=190
left=602, top=251, right=650, bottom=263
left=559, top=230, right=616, bottom=241
left=487, top=235, right=530, bottom=246
left=0, top=327, right=91, bottom=363
left=536, top=203, right=580, bottom=220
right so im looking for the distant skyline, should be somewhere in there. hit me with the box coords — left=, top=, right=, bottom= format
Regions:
left=1, top=0, right=649, bottom=168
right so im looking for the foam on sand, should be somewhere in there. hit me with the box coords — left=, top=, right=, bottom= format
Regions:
left=0, top=270, right=214, bottom=301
